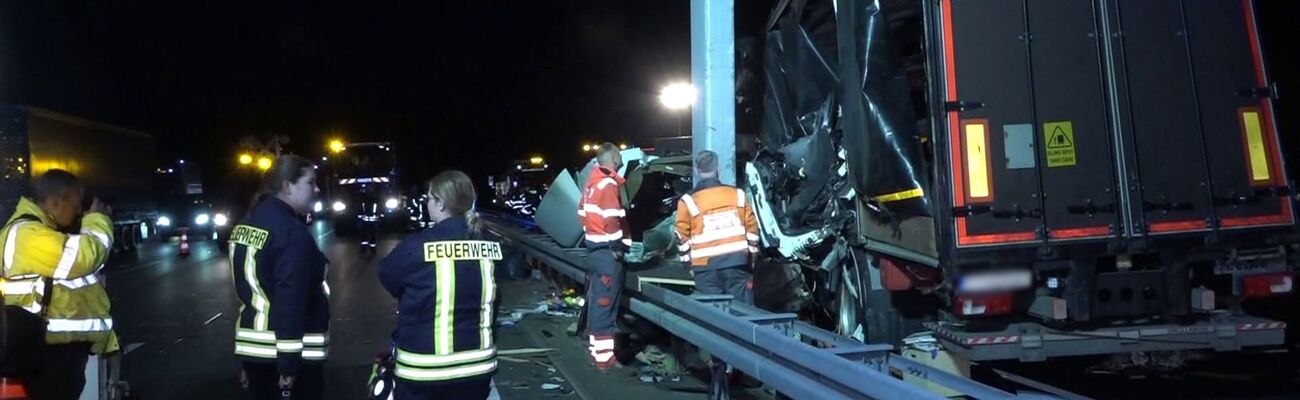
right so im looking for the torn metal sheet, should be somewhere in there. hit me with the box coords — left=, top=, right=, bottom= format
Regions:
left=534, top=169, right=583, bottom=248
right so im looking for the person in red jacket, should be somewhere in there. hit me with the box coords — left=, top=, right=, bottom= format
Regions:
left=577, top=143, right=630, bottom=372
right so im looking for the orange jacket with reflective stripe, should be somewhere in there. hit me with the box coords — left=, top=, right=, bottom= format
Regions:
left=674, top=180, right=759, bottom=270
left=578, top=167, right=631, bottom=251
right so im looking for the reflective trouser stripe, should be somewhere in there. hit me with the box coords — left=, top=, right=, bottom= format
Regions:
left=435, top=259, right=456, bottom=355
left=589, top=335, right=615, bottom=363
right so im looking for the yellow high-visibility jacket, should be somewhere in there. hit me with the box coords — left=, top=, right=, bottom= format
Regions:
left=0, top=197, right=119, bottom=354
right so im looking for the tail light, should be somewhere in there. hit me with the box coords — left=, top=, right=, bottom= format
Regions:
left=1242, top=272, right=1293, bottom=298
left=954, top=293, right=1013, bottom=318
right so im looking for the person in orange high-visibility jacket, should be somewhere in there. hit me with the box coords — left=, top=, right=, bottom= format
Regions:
left=674, top=150, right=760, bottom=304
left=577, top=143, right=630, bottom=372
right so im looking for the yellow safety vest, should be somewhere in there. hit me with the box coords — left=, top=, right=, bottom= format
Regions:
left=0, top=197, right=119, bottom=354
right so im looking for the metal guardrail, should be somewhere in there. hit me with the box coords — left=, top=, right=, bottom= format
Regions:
left=484, top=217, right=1068, bottom=399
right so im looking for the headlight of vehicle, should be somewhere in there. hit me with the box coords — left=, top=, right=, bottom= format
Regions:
left=332, top=201, right=347, bottom=212
left=214, top=213, right=229, bottom=227
left=385, top=198, right=400, bottom=210
left=195, top=213, right=211, bottom=226
left=156, top=216, right=171, bottom=227
left=313, top=201, right=324, bottom=213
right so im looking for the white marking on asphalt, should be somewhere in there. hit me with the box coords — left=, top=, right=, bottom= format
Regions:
left=488, top=378, right=500, bottom=400
left=204, top=312, right=223, bottom=325
left=116, top=260, right=162, bottom=276
left=124, top=342, right=144, bottom=355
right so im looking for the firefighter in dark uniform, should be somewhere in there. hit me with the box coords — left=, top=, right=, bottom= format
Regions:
left=379, top=170, right=501, bottom=399
left=358, top=187, right=381, bottom=254
left=230, top=155, right=331, bottom=399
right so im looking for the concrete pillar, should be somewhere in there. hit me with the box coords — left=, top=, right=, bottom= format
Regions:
left=691, top=0, right=736, bottom=184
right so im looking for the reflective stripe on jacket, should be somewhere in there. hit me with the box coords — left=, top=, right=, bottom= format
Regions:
left=378, top=216, right=501, bottom=383
left=674, top=180, right=759, bottom=271
left=230, top=197, right=331, bottom=376
left=578, top=167, right=631, bottom=251
left=0, top=197, right=118, bottom=354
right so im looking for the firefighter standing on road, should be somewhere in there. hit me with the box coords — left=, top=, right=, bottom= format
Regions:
left=358, top=188, right=380, bottom=254
left=0, top=169, right=118, bottom=399
left=674, top=150, right=759, bottom=302
left=230, top=155, right=331, bottom=399
left=578, top=143, right=631, bottom=372
left=378, top=171, right=501, bottom=399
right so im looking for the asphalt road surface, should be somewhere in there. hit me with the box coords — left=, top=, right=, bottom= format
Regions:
left=100, top=221, right=1300, bottom=399
left=104, top=222, right=737, bottom=399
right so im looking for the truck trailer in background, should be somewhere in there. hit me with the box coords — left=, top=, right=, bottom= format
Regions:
left=320, top=141, right=409, bottom=233
left=0, top=105, right=163, bottom=254
left=0, top=105, right=226, bottom=255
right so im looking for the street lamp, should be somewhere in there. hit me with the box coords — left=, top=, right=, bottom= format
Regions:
left=659, top=82, right=696, bottom=136
left=329, top=139, right=346, bottom=154
left=659, top=83, right=696, bottom=110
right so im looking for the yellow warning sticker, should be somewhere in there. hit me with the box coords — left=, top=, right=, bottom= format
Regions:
left=1044, top=121, right=1076, bottom=168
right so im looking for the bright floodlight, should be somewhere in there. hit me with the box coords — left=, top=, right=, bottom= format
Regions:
left=659, top=83, right=697, bottom=110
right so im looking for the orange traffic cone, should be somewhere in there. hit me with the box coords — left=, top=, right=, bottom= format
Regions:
left=179, top=228, right=191, bottom=257
left=0, top=377, right=28, bottom=400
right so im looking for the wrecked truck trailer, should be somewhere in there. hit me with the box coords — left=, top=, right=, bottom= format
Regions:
left=743, top=0, right=1297, bottom=363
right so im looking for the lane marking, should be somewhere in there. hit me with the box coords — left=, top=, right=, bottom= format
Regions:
left=124, top=342, right=144, bottom=355
left=204, top=312, right=223, bottom=325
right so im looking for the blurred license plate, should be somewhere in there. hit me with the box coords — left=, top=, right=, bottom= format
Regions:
left=1214, top=258, right=1283, bottom=275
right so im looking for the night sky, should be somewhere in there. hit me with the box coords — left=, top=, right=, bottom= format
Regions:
left=0, top=1, right=1294, bottom=190
left=0, top=1, right=731, bottom=186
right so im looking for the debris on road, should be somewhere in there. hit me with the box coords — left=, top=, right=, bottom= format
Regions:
left=499, top=348, right=557, bottom=356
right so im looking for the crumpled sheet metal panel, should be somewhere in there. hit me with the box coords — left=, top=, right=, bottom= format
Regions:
left=534, top=169, right=584, bottom=248
left=845, top=0, right=931, bottom=217
left=761, top=0, right=930, bottom=217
